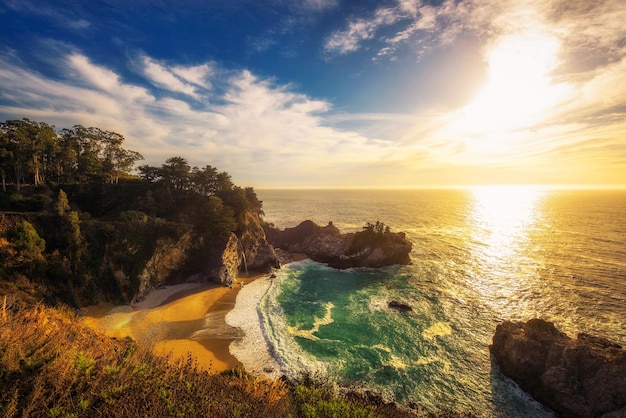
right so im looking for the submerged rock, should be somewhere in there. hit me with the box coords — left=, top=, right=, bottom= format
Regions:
left=265, top=220, right=412, bottom=269
left=388, top=301, right=413, bottom=312
left=489, top=318, right=626, bottom=417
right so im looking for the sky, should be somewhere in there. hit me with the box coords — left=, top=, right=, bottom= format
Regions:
left=0, top=0, right=625, bottom=188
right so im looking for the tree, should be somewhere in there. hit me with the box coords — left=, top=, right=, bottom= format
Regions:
left=6, top=219, right=46, bottom=275
left=55, top=189, right=71, bottom=216
left=161, top=156, right=191, bottom=190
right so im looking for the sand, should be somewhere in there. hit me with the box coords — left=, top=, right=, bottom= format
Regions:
left=225, top=276, right=283, bottom=378
left=83, top=274, right=264, bottom=373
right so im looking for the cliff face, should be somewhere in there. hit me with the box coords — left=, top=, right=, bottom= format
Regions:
left=133, top=210, right=278, bottom=302
left=239, top=211, right=280, bottom=272
left=265, top=220, right=412, bottom=269
left=490, top=319, right=626, bottom=418
left=134, top=231, right=194, bottom=302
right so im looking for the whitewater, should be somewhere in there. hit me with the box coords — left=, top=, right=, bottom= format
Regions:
left=234, top=188, right=626, bottom=417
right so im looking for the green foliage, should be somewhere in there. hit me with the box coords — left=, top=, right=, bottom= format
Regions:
left=118, top=210, right=149, bottom=223
left=0, top=118, right=142, bottom=189
left=3, top=219, right=46, bottom=275
left=55, top=189, right=70, bottom=216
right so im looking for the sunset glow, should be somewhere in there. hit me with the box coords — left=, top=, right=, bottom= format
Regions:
left=1, top=0, right=625, bottom=188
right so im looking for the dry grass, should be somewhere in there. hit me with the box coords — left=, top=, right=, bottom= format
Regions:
left=0, top=303, right=422, bottom=418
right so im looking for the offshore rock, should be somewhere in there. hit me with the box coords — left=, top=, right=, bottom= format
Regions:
left=265, top=220, right=412, bottom=269
left=388, top=301, right=413, bottom=312
left=490, top=318, right=626, bottom=417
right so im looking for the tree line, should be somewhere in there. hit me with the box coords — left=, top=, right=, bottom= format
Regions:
left=0, top=118, right=267, bottom=305
left=0, top=118, right=143, bottom=191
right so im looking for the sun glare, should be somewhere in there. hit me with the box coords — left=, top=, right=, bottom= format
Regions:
left=469, top=185, right=543, bottom=263
left=451, top=33, right=570, bottom=154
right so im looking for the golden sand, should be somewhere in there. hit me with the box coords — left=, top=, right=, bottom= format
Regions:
left=83, top=274, right=263, bottom=373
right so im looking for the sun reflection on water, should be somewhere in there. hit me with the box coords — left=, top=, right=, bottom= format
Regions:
left=466, top=185, right=546, bottom=317
left=470, top=186, right=543, bottom=253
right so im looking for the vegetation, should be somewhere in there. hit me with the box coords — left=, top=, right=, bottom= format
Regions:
left=0, top=118, right=266, bottom=307
left=0, top=119, right=143, bottom=190
left=347, top=221, right=395, bottom=255
left=0, top=304, right=417, bottom=417
left=0, top=118, right=453, bottom=417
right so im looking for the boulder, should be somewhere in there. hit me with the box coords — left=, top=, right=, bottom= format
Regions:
left=490, top=318, right=626, bottom=417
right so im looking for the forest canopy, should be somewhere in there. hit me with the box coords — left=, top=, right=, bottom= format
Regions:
left=0, top=118, right=143, bottom=191
left=0, top=118, right=264, bottom=305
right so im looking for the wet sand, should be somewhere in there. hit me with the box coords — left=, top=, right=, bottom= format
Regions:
left=83, top=273, right=263, bottom=372
left=225, top=275, right=283, bottom=378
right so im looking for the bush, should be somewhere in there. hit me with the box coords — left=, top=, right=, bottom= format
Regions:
left=119, top=210, right=149, bottom=223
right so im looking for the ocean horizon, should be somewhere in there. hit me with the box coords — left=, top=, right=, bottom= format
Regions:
left=254, top=187, right=626, bottom=417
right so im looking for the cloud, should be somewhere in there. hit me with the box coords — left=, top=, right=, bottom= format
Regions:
left=171, top=63, right=213, bottom=89
left=141, top=57, right=201, bottom=98
left=325, top=7, right=401, bottom=55
left=0, top=48, right=395, bottom=187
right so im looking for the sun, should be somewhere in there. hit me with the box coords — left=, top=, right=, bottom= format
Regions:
left=451, top=32, right=569, bottom=150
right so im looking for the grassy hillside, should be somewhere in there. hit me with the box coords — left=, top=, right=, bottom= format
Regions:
left=0, top=302, right=420, bottom=418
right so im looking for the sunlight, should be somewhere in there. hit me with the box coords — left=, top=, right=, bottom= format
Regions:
left=469, top=185, right=543, bottom=258
left=452, top=33, right=570, bottom=152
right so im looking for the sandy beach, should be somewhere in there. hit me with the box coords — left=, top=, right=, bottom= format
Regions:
left=83, top=273, right=265, bottom=373
left=225, top=276, right=283, bottom=378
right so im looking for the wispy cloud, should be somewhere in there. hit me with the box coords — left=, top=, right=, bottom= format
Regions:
left=0, top=48, right=395, bottom=187
left=141, top=57, right=202, bottom=99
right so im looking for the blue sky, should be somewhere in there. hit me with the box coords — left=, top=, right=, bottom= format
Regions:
left=1, top=0, right=625, bottom=188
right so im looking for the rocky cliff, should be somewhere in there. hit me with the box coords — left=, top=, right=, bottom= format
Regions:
left=239, top=211, right=280, bottom=272
left=490, top=318, right=626, bottom=417
left=265, top=220, right=412, bottom=269
left=132, top=210, right=279, bottom=303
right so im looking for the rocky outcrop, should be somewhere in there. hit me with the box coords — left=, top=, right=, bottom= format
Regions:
left=265, top=220, right=412, bottom=269
left=133, top=231, right=194, bottom=303
left=201, top=232, right=242, bottom=287
left=239, top=211, right=280, bottom=272
left=132, top=210, right=278, bottom=303
left=489, top=318, right=626, bottom=417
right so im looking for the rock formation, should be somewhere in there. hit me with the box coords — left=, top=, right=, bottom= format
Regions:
left=489, top=318, right=626, bottom=417
left=265, top=220, right=412, bottom=269
left=133, top=231, right=194, bottom=303
left=133, top=210, right=279, bottom=303
left=239, top=211, right=280, bottom=272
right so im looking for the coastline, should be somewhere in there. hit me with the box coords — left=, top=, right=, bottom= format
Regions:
left=83, top=273, right=265, bottom=373
left=225, top=275, right=283, bottom=378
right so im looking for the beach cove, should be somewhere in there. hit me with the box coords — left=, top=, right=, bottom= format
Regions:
left=83, top=272, right=279, bottom=375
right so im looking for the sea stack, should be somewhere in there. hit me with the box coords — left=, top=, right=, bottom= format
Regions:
left=264, top=220, right=412, bottom=269
left=489, top=318, right=626, bottom=417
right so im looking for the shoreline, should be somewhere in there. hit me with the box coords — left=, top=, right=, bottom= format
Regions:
left=225, top=275, right=283, bottom=378
left=83, top=272, right=265, bottom=373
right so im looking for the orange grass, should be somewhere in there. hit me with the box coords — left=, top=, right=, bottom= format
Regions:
left=0, top=303, right=418, bottom=417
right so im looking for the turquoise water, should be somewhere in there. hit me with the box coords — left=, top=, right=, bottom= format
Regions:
left=257, top=188, right=626, bottom=417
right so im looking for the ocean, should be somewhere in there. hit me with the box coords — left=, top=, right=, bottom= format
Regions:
left=255, top=188, right=626, bottom=417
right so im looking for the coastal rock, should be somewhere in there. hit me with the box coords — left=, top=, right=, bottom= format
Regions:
left=489, top=318, right=626, bottom=417
left=265, top=220, right=412, bottom=269
left=239, top=211, right=280, bottom=272
left=204, top=232, right=242, bottom=287
left=134, top=231, right=194, bottom=302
